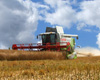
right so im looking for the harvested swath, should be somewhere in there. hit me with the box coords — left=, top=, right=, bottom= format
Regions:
left=0, top=50, right=66, bottom=60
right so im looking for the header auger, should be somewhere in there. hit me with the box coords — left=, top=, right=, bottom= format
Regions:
left=12, top=26, right=78, bottom=59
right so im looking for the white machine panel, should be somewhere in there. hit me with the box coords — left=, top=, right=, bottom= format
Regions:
left=56, top=26, right=64, bottom=34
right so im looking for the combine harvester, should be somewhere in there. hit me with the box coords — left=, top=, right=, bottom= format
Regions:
left=12, top=26, right=78, bottom=59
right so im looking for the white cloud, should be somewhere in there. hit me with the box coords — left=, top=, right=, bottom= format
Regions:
left=44, top=0, right=70, bottom=8
left=96, top=33, right=100, bottom=48
left=43, top=0, right=100, bottom=30
left=77, top=0, right=100, bottom=29
left=77, top=22, right=87, bottom=30
left=0, top=0, right=41, bottom=49
left=44, top=0, right=76, bottom=28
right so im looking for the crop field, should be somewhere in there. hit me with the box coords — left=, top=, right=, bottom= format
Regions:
left=0, top=50, right=100, bottom=80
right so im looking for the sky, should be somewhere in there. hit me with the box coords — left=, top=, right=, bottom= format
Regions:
left=0, top=0, right=100, bottom=49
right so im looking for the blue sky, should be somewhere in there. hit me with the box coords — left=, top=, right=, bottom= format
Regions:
left=0, top=0, right=100, bottom=49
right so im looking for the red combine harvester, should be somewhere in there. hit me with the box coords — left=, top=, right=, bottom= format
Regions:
left=12, top=26, right=78, bottom=59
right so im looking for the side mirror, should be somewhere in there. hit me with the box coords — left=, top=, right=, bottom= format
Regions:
left=76, top=36, right=78, bottom=39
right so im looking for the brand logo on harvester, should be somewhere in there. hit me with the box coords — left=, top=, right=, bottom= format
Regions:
left=61, top=38, right=66, bottom=41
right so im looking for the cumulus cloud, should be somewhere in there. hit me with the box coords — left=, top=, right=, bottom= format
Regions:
left=44, top=0, right=76, bottom=28
left=77, top=0, right=100, bottom=29
left=43, top=0, right=100, bottom=29
left=43, top=0, right=100, bottom=30
left=0, top=0, right=48, bottom=49
left=0, top=0, right=38, bottom=48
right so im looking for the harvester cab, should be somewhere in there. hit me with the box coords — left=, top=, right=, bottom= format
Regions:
left=37, top=26, right=78, bottom=48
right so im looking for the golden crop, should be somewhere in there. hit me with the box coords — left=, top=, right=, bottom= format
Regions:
left=0, top=50, right=100, bottom=80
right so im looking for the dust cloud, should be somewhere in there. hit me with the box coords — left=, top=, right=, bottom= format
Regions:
left=75, top=47, right=100, bottom=57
